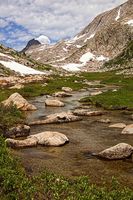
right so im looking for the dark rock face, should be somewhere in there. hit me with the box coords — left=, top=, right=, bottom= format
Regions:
left=22, top=39, right=41, bottom=52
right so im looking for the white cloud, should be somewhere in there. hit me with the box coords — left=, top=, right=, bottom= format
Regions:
left=0, top=0, right=127, bottom=49
left=0, top=18, right=8, bottom=28
left=36, top=35, right=51, bottom=44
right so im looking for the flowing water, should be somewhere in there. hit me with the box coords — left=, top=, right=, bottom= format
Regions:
left=13, top=89, right=133, bottom=187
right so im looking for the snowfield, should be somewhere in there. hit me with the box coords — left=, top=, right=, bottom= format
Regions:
left=62, top=63, right=85, bottom=72
left=80, top=52, right=95, bottom=63
left=80, top=52, right=109, bottom=63
left=0, top=60, right=46, bottom=75
left=0, top=52, right=14, bottom=59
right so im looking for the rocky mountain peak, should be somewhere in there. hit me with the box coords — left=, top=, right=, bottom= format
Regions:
left=23, top=0, right=133, bottom=73
left=22, top=39, right=41, bottom=53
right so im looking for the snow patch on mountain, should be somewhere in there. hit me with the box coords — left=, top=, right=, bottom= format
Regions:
left=84, top=33, right=95, bottom=43
left=36, top=35, right=51, bottom=45
left=62, top=63, right=84, bottom=72
left=76, top=45, right=82, bottom=48
left=80, top=52, right=95, bottom=63
left=0, top=60, right=45, bottom=75
left=115, top=8, right=121, bottom=21
left=80, top=52, right=109, bottom=63
left=0, top=52, right=14, bottom=59
left=63, top=48, right=68, bottom=52
left=125, top=19, right=133, bottom=26
left=96, top=55, right=109, bottom=61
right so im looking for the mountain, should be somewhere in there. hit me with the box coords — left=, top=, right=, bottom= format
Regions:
left=23, top=0, right=133, bottom=73
left=22, top=35, right=51, bottom=53
left=0, top=44, right=52, bottom=76
left=22, top=39, right=41, bottom=53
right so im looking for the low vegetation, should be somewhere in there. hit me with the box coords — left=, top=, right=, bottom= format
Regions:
left=0, top=135, right=133, bottom=199
left=0, top=104, right=24, bottom=136
left=79, top=72, right=133, bottom=109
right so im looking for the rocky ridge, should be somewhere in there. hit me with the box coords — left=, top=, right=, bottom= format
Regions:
left=23, top=0, right=133, bottom=73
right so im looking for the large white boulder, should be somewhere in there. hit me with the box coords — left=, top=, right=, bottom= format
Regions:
left=2, top=92, right=37, bottom=111
left=98, top=143, right=133, bottom=160
left=29, top=131, right=69, bottom=146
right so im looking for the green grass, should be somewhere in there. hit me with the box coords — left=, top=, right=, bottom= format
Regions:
left=0, top=74, right=87, bottom=101
left=0, top=104, right=24, bottom=136
left=1, top=135, right=133, bottom=200
left=79, top=72, right=133, bottom=109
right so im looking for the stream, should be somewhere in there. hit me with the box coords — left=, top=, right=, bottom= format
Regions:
left=13, top=89, right=133, bottom=187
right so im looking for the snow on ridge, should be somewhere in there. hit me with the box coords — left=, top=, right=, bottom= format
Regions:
left=115, top=8, right=121, bottom=21
left=125, top=19, right=133, bottom=26
left=63, top=47, right=68, bottom=52
left=0, top=52, right=14, bottom=59
left=76, top=45, right=82, bottom=48
left=0, top=60, right=45, bottom=75
left=84, top=33, right=95, bottom=43
left=68, top=34, right=85, bottom=44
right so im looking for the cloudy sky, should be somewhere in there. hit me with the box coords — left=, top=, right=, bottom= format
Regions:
left=0, top=0, right=126, bottom=50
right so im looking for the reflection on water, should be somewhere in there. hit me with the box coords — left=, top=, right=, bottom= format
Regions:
left=13, top=90, right=133, bottom=188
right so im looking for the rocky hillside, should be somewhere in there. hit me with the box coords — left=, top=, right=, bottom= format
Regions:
left=0, top=44, right=53, bottom=76
left=103, top=40, right=133, bottom=74
left=23, top=0, right=133, bottom=72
